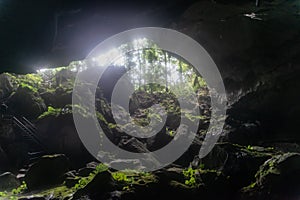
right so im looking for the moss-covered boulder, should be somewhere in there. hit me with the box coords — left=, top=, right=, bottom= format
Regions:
left=40, top=84, right=73, bottom=108
left=0, top=73, right=16, bottom=99
left=241, top=153, right=300, bottom=199
left=73, top=170, right=114, bottom=198
left=200, top=143, right=276, bottom=190
left=36, top=106, right=94, bottom=167
left=8, top=85, right=46, bottom=119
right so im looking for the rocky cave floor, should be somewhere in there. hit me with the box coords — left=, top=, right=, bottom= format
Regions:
left=0, top=63, right=299, bottom=200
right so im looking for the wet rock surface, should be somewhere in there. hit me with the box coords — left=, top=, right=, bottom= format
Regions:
left=240, top=153, right=300, bottom=199
left=0, top=0, right=299, bottom=200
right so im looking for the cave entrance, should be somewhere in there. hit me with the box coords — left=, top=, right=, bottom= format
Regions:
left=93, top=38, right=211, bottom=159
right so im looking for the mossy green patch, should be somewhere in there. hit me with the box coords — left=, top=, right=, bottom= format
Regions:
left=111, top=170, right=157, bottom=192
left=73, top=164, right=109, bottom=190
left=16, top=73, right=43, bottom=93
left=19, top=82, right=38, bottom=93
left=182, top=167, right=199, bottom=187
left=0, top=181, right=27, bottom=200
left=38, top=106, right=62, bottom=120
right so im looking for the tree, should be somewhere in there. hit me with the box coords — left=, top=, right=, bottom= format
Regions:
left=114, top=38, right=207, bottom=97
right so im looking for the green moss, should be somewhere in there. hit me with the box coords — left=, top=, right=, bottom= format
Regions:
left=14, top=164, right=109, bottom=199
left=0, top=191, right=8, bottom=197
left=24, top=74, right=43, bottom=85
left=38, top=106, right=61, bottom=119
left=18, top=185, right=74, bottom=200
left=199, top=163, right=205, bottom=170
left=166, top=127, right=176, bottom=136
left=16, top=73, right=43, bottom=92
left=182, top=168, right=199, bottom=187
left=112, top=172, right=132, bottom=183
left=96, top=112, right=108, bottom=124
left=0, top=181, right=27, bottom=200
left=246, top=145, right=254, bottom=150
left=19, top=82, right=38, bottom=93
left=73, top=164, right=109, bottom=190
left=254, top=156, right=281, bottom=181
left=11, top=181, right=27, bottom=195
left=37, top=104, right=106, bottom=120
left=54, top=66, right=68, bottom=73
left=108, top=123, right=117, bottom=129
left=7, top=73, right=45, bottom=95
left=94, top=163, right=109, bottom=173
left=73, top=177, right=90, bottom=190
left=111, top=170, right=157, bottom=191
left=241, top=182, right=257, bottom=193
left=182, top=167, right=223, bottom=188
left=184, top=112, right=206, bottom=122
left=249, top=182, right=256, bottom=188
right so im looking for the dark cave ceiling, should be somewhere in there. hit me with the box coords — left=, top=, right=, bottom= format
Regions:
left=0, top=0, right=292, bottom=74
left=0, top=0, right=202, bottom=73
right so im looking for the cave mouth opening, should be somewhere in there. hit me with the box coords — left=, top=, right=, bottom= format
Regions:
left=93, top=38, right=212, bottom=153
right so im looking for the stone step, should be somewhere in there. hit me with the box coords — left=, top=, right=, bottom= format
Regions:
left=16, top=173, right=25, bottom=180
left=18, top=168, right=28, bottom=173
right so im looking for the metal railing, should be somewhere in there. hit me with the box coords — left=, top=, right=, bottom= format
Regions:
left=12, top=116, right=46, bottom=154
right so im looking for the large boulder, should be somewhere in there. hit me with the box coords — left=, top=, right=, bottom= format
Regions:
left=40, top=87, right=72, bottom=108
left=73, top=170, right=115, bottom=199
left=241, top=153, right=300, bottom=199
left=36, top=112, right=93, bottom=167
left=0, top=172, right=20, bottom=191
left=24, top=154, right=70, bottom=191
left=0, top=73, right=16, bottom=99
left=8, top=85, right=46, bottom=119
left=200, top=143, right=275, bottom=189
